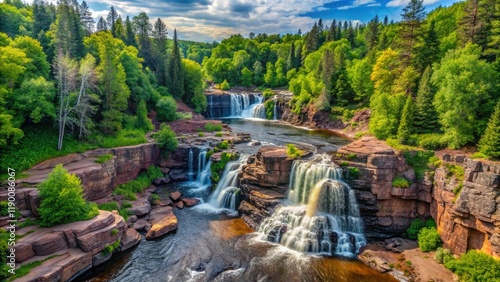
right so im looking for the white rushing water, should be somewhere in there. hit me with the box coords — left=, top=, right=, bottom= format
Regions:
left=187, top=149, right=194, bottom=181
left=258, top=154, right=366, bottom=257
left=208, top=155, right=249, bottom=211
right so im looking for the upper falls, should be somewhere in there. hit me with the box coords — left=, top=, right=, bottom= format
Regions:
left=258, top=154, right=366, bottom=257
left=204, top=93, right=264, bottom=119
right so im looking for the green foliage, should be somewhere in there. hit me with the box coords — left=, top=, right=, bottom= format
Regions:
left=413, top=66, right=439, bottom=134
left=417, top=134, right=447, bottom=150
left=404, top=150, right=435, bottom=179
left=418, top=227, right=441, bottom=252
left=215, top=132, right=223, bottom=137
left=444, top=163, right=465, bottom=182
left=167, top=29, right=185, bottom=99
left=150, top=194, right=161, bottom=204
left=262, top=89, right=274, bottom=99
left=113, top=165, right=163, bottom=200
left=97, top=201, right=120, bottom=211
left=397, top=95, right=414, bottom=145
left=96, top=129, right=148, bottom=148
left=182, top=59, right=206, bottom=113
left=156, top=96, right=178, bottom=122
left=210, top=152, right=238, bottom=185
left=154, top=123, right=178, bottom=156
left=7, top=255, right=60, bottom=281
left=406, top=218, right=437, bottom=240
left=0, top=201, right=9, bottom=216
left=264, top=99, right=275, bottom=120
left=103, top=239, right=121, bottom=255
left=204, top=123, right=223, bottom=132
left=445, top=250, right=500, bottom=282
left=110, top=229, right=119, bottom=236
left=392, top=176, right=411, bottom=188
left=478, top=100, right=500, bottom=159
left=136, top=100, right=153, bottom=132
left=286, top=144, right=304, bottom=159
left=348, top=167, right=360, bottom=179
left=471, top=152, right=488, bottom=159
left=95, top=154, right=113, bottom=164
left=434, top=248, right=454, bottom=265
left=38, top=164, right=99, bottom=226
left=339, top=161, right=349, bottom=167
left=198, top=132, right=204, bottom=137
left=217, top=140, right=230, bottom=150
left=220, top=79, right=230, bottom=90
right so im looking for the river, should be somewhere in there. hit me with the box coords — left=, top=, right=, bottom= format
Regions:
left=77, top=118, right=395, bottom=282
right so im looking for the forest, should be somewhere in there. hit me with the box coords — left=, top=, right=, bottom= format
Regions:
left=1, top=0, right=500, bottom=174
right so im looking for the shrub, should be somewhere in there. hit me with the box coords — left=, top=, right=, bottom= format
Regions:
left=218, top=140, right=230, bottom=149
left=264, top=99, right=275, bottom=120
left=262, top=89, right=274, bottom=99
left=0, top=201, right=9, bottom=216
left=348, top=167, right=360, bottom=179
left=204, top=123, right=223, bottom=132
left=434, top=248, right=454, bottom=264
left=112, top=166, right=163, bottom=201
left=428, top=156, right=442, bottom=168
left=150, top=194, right=161, bottom=204
left=418, top=134, right=447, bottom=150
left=406, top=218, right=436, bottom=239
left=346, top=153, right=357, bottom=160
left=136, top=99, right=154, bottom=132
left=215, top=132, right=223, bottom=137
left=154, top=123, right=178, bottom=156
left=38, top=164, right=99, bottom=226
left=110, top=229, right=119, bottom=236
left=404, top=150, right=435, bottom=179
left=339, top=161, right=349, bottom=166
left=445, top=250, right=500, bottom=282
left=286, top=144, right=303, bottom=159
left=444, top=163, right=465, bottom=182
left=392, top=176, right=411, bottom=188
left=103, top=239, right=121, bottom=255
left=95, top=154, right=113, bottom=164
left=418, top=227, right=441, bottom=252
left=175, top=112, right=192, bottom=120
left=220, top=79, right=230, bottom=90
left=471, top=152, right=488, bottom=159
left=156, top=96, right=178, bottom=122
left=97, top=201, right=120, bottom=211
left=198, top=132, right=204, bottom=137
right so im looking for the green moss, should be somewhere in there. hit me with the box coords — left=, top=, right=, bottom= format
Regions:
left=203, top=123, right=223, bottom=132
left=215, top=132, right=223, bottom=137
left=392, top=176, right=411, bottom=188
left=286, top=144, right=303, bottom=159
left=95, top=154, right=113, bottom=164
left=348, top=167, right=360, bottom=179
left=102, top=239, right=121, bottom=255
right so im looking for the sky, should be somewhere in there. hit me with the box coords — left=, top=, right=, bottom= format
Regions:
left=26, top=0, right=462, bottom=42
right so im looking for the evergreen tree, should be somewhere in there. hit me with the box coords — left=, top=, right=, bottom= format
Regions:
left=96, top=17, right=107, bottom=32
left=326, top=19, right=336, bottom=42
left=479, top=100, right=500, bottom=158
left=136, top=99, right=153, bottom=132
left=252, top=60, right=264, bottom=85
left=302, top=22, right=319, bottom=58
left=365, top=15, right=380, bottom=51
left=133, top=12, right=153, bottom=69
left=107, top=6, right=118, bottom=37
left=152, top=18, right=168, bottom=86
left=286, top=42, right=296, bottom=72
left=167, top=29, right=184, bottom=99
left=334, top=67, right=353, bottom=106
left=458, top=0, right=495, bottom=51
left=337, top=21, right=342, bottom=40
left=124, top=16, right=137, bottom=47
left=415, top=20, right=440, bottom=71
left=485, top=0, right=500, bottom=60
left=114, top=16, right=125, bottom=40
left=33, top=0, right=52, bottom=36
left=347, top=25, right=355, bottom=48
left=384, top=15, right=389, bottom=26
left=398, top=0, right=426, bottom=65
left=413, top=66, right=439, bottom=133
left=397, top=95, right=415, bottom=144
left=79, top=1, right=94, bottom=35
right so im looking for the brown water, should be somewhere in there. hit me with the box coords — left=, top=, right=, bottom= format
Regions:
left=77, top=119, right=396, bottom=282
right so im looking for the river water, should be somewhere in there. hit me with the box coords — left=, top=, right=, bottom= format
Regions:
left=78, top=119, right=395, bottom=282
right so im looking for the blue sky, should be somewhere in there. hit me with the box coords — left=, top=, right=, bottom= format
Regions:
left=25, top=0, right=463, bottom=42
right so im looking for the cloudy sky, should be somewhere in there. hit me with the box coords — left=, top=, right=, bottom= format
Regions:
left=34, top=0, right=462, bottom=42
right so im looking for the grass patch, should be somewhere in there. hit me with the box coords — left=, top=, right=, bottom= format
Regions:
left=198, top=132, right=204, bottom=137
left=215, top=132, right=223, bottom=137
left=392, top=176, right=411, bottom=188
left=95, top=154, right=113, bottom=164
left=286, top=144, right=304, bottom=159
left=102, top=239, right=121, bottom=255
left=150, top=194, right=160, bottom=204
left=175, top=112, right=193, bottom=120
left=217, top=140, right=230, bottom=150
left=204, top=123, right=223, bottom=132
left=404, top=150, right=435, bottom=180
left=444, top=163, right=465, bottom=182
left=339, top=161, right=349, bottom=167
left=471, top=152, right=488, bottom=159
left=18, top=218, right=38, bottom=228
left=112, top=166, right=163, bottom=200
left=7, top=255, right=60, bottom=281
left=354, top=131, right=368, bottom=140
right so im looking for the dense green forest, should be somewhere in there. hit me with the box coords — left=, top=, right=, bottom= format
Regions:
left=1, top=0, right=500, bottom=169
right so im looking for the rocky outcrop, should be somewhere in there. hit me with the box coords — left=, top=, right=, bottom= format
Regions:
left=146, top=207, right=178, bottom=240
left=332, top=137, right=432, bottom=239
left=18, top=143, right=161, bottom=201
left=432, top=156, right=500, bottom=258
left=238, top=146, right=289, bottom=229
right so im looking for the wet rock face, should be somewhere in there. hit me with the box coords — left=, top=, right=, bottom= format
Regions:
left=432, top=157, right=500, bottom=258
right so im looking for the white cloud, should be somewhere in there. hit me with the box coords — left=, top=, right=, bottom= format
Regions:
left=386, top=0, right=440, bottom=7
left=338, top=0, right=379, bottom=10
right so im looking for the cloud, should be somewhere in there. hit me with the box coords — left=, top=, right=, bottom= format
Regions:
left=386, top=0, right=440, bottom=7
left=338, top=0, right=379, bottom=10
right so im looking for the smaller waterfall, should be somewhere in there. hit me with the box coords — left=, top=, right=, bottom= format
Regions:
left=273, top=99, right=277, bottom=120
left=196, top=149, right=211, bottom=186
left=209, top=155, right=248, bottom=211
left=253, top=104, right=267, bottom=119
left=187, top=149, right=194, bottom=181
left=242, top=95, right=264, bottom=118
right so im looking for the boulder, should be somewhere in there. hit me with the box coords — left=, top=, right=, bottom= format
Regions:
left=76, top=214, right=126, bottom=253
left=176, top=201, right=184, bottom=209
left=146, top=207, right=178, bottom=240
left=120, top=228, right=142, bottom=251
left=169, top=191, right=182, bottom=202
left=182, top=198, right=200, bottom=207
left=15, top=242, right=36, bottom=263
left=92, top=251, right=112, bottom=266
left=31, top=231, right=68, bottom=256
left=128, top=200, right=151, bottom=217
left=133, top=218, right=151, bottom=231
left=169, top=169, right=188, bottom=182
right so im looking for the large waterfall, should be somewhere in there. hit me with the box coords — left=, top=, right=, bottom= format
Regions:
left=208, top=155, right=249, bottom=211
left=258, top=154, right=366, bottom=257
left=205, top=93, right=264, bottom=118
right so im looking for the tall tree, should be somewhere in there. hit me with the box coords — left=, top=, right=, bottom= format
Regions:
left=133, top=12, right=153, bottom=69
left=413, top=66, right=439, bottom=133
left=107, top=6, right=118, bottom=37
left=478, top=100, right=500, bottom=158
left=124, top=16, right=137, bottom=47
left=167, top=29, right=184, bottom=99
left=397, top=95, right=415, bottom=144
left=485, top=0, right=500, bottom=60
left=152, top=18, right=168, bottom=86
left=302, top=22, right=319, bottom=59
left=384, top=15, right=389, bottom=26
left=286, top=42, right=296, bottom=72
left=415, top=20, right=440, bottom=71
left=326, top=19, right=337, bottom=42
left=365, top=15, right=380, bottom=51
left=96, top=17, right=107, bottom=32
left=79, top=1, right=94, bottom=35
left=398, top=0, right=426, bottom=66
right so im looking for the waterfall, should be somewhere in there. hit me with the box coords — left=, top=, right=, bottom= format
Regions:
left=205, top=93, right=263, bottom=118
left=187, top=149, right=194, bottom=181
left=258, top=154, right=366, bottom=257
left=196, top=149, right=211, bottom=186
left=253, top=104, right=267, bottom=119
left=209, top=155, right=249, bottom=211
left=273, top=100, right=277, bottom=120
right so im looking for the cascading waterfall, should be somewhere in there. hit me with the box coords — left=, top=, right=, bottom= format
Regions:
left=253, top=104, right=267, bottom=119
left=209, top=155, right=249, bottom=211
left=187, top=149, right=194, bottom=181
left=205, top=93, right=264, bottom=118
left=273, top=99, right=277, bottom=120
left=258, top=154, right=366, bottom=257
left=196, top=149, right=212, bottom=187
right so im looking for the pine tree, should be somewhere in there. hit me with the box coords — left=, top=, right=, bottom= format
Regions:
left=133, top=12, right=153, bottom=69
left=79, top=1, right=94, bottom=35
left=337, top=21, right=342, bottom=40
left=326, top=19, right=336, bottom=42
left=136, top=99, right=153, bottom=132
left=302, top=22, right=319, bottom=58
left=365, top=15, right=379, bottom=51
left=107, top=6, right=118, bottom=37
left=124, top=16, right=137, bottom=47
left=398, top=0, right=426, bottom=66
left=152, top=18, right=168, bottom=86
left=413, top=66, right=439, bottom=133
left=384, top=15, right=389, bottom=26
left=485, top=0, right=500, bottom=60
left=397, top=95, right=414, bottom=144
left=334, top=67, right=353, bottom=106
left=167, top=29, right=184, bottom=99
left=479, top=100, right=500, bottom=158
left=286, top=42, right=295, bottom=72
left=96, top=17, right=107, bottom=32
left=347, top=25, right=355, bottom=48
left=415, top=20, right=440, bottom=71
